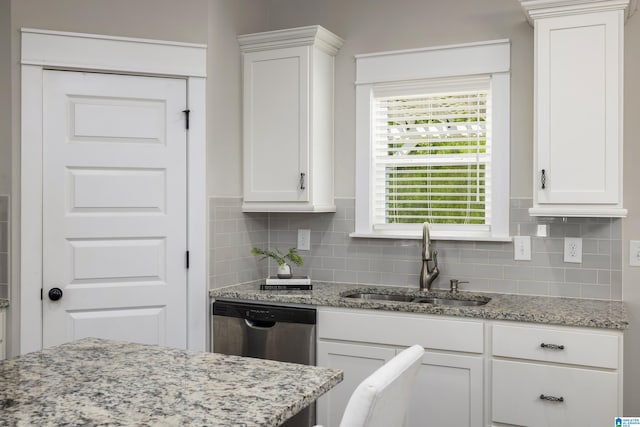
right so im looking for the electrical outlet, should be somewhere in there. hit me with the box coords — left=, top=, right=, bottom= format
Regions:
left=629, top=240, right=640, bottom=266
left=564, top=237, right=582, bottom=263
left=513, top=236, right=532, bottom=261
left=297, top=229, right=311, bottom=251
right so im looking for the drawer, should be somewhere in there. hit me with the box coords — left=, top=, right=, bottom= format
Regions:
left=318, top=308, right=483, bottom=353
left=492, top=360, right=619, bottom=427
left=492, top=324, right=619, bottom=369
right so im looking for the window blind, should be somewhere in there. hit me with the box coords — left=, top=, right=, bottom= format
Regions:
left=371, top=77, right=492, bottom=229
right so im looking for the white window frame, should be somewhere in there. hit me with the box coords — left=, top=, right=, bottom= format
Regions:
left=352, top=39, right=511, bottom=241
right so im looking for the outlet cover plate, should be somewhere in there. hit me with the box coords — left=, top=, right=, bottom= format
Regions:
left=297, top=229, right=311, bottom=251
left=629, top=240, right=640, bottom=266
left=513, top=236, right=532, bottom=261
left=564, top=237, right=582, bottom=263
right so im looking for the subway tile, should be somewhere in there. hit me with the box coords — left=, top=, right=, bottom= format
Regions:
left=611, top=219, right=622, bottom=239
left=517, top=280, right=549, bottom=296
left=580, top=284, right=611, bottom=300
left=597, top=270, right=611, bottom=285
left=460, top=249, right=489, bottom=264
left=206, top=196, right=620, bottom=299
left=393, top=260, right=420, bottom=275
left=504, top=266, right=536, bottom=280
left=581, top=239, right=598, bottom=254
left=548, top=282, right=581, bottom=298
left=357, top=271, right=381, bottom=284
left=533, top=238, right=564, bottom=254
left=0, top=222, right=6, bottom=253
left=534, top=267, right=565, bottom=282
left=485, top=279, right=518, bottom=294
left=323, top=257, right=347, bottom=270
left=611, top=240, right=622, bottom=269
left=581, top=254, right=611, bottom=269
left=347, top=258, right=371, bottom=272
left=565, top=268, right=598, bottom=284
left=581, top=222, right=611, bottom=239
left=0, top=253, right=6, bottom=283
left=474, top=264, right=505, bottom=280
left=0, top=196, right=8, bottom=221
left=597, top=239, right=611, bottom=255
left=334, top=270, right=358, bottom=283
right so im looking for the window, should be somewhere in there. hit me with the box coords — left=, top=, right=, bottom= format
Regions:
left=353, top=40, right=510, bottom=241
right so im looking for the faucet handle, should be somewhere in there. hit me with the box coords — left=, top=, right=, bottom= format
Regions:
left=450, top=279, right=469, bottom=294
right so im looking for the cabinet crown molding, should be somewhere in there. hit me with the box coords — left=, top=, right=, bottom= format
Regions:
left=520, top=0, right=637, bottom=24
left=238, top=25, right=344, bottom=55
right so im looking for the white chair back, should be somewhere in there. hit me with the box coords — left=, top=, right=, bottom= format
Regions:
left=337, top=344, right=424, bottom=427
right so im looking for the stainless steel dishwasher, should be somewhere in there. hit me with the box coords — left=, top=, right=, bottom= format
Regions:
left=212, top=300, right=317, bottom=427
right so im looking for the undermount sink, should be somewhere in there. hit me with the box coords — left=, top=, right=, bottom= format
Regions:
left=411, top=297, right=488, bottom=306
left=342, top=291, right=490, bottom=307
left=342, top=292, right=416, bottom=302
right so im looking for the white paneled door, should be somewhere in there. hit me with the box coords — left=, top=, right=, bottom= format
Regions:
left=42, top=70, right=188, bottom=349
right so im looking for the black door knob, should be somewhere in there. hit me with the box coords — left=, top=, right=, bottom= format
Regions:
left=48, top=287, right=63, bottom=301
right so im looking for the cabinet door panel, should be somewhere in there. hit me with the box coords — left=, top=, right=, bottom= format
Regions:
left=405, top=351, right=483, bottom=427
left=535, top=12, right=620, bottom=206
left=243, top=46, right=309, bottom=203
left=492, top=360, right=618, bottom=427
left=316, top=341, right=395, bottom=427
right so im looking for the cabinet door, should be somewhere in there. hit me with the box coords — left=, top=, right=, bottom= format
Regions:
left=316, top=341, right=396, bottom=427
left=492, top=359, right=618, bottom=427
left=243, top=46, right=310, bottom=203
left=404, top=351, right=483, bottom=427
left=535, top=11, right=621, bottom=205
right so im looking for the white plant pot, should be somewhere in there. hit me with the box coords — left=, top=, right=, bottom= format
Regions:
left=277, top=263, right=292, bottom=279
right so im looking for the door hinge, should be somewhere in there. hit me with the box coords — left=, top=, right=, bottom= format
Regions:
left=186, top=251, right=190, bottom=269
left=182, top=109, right=190, bottom=130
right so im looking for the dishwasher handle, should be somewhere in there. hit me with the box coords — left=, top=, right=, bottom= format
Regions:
left=245, top=318, right=276, bottom=329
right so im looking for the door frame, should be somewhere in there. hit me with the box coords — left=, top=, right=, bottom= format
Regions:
left=20, top=28, right=207, bottom=354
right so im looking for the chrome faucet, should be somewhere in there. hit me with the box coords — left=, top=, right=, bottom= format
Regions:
left=419, top=222, right=439, bottom=290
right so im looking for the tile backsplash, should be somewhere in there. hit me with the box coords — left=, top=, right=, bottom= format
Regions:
left=0, top=195, right=8, bottom=299
left=209, top=197, right=622, bottom=300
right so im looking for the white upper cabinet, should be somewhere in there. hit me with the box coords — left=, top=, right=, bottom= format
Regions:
left=521, top=0, right=635, bottom=217
left=238, top=26, right=343, bottom=212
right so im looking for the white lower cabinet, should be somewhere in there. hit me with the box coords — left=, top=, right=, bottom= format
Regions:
left=316, top=308, right=484, bottom=427
left=491, top=323, right=623, bottom=427
left=315, top=308, right=624, bottom=427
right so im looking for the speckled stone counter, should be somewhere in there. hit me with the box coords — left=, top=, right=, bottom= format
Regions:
left=0, top=299, right=8, bottom=309
left=210, top=282, right=629, bottom=330
left=0, top=338, right=343, bottom=426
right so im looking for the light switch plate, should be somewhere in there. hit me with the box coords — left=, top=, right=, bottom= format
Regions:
left=513, top=236, right=531, bottom=261
left=629, top=240, right=640, bottom=266
left=297, top=229, right=311, bottom=251
left=564, top=237, right=582, bottom=263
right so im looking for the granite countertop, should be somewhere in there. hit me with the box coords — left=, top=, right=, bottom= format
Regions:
left=210, top=281, right=629, bottom=330
left=0, top=299, right=8, bottom=309
left=0, top=338, right=343, bottom=426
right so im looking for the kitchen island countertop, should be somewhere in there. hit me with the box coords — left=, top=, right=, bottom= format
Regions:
left=0, top=338, right=343, bottom=426
left=210, top=281, right=628, bottom=330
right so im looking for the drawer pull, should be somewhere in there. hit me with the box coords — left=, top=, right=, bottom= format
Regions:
left=539, top=394, right=564, bottom=403
left=540, top=343, right=565, bottom=350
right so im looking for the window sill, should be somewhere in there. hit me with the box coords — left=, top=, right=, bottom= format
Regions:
left=349, top=231, right=512, bottom=242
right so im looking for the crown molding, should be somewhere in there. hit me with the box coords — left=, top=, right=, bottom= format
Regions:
left=520, top=0, right=637, bottom=24
left=238, top=25, right=344, bottom=56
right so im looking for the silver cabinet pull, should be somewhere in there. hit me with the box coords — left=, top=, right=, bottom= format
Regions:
left=541, top=169, right=546, bottom=189
left=540, top=343, right=565, bottom=350
left=300, top=172, right=306, bottom=190
left=539, top=394, right=564, bottom=402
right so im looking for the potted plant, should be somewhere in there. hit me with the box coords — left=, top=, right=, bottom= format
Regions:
left=251, top=247, right=304, bottom=279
